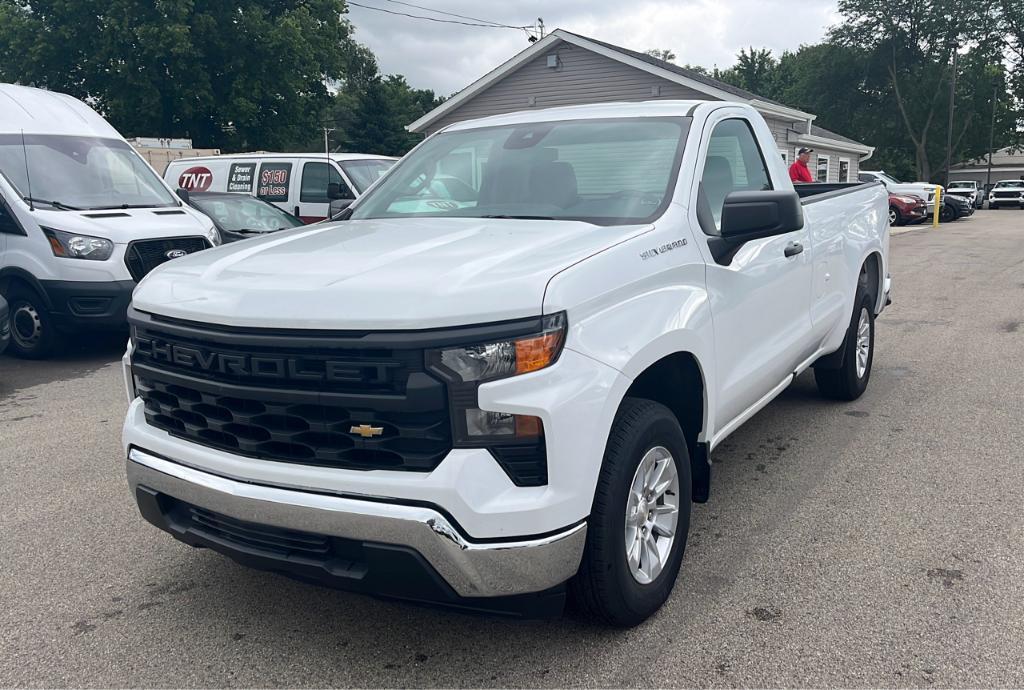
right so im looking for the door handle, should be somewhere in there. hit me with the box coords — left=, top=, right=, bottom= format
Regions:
left=784, top=242, right=804, bottom=258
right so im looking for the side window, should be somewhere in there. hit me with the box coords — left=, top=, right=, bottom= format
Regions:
left=699, top=118, right=772, bottom=231
left=256, top=162, right=292, bottom=202
left=300, top=162, right=350, bottom=203
left=0, top=196, right=25, bottom=235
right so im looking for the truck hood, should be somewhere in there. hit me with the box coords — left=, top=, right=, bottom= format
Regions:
left=131, top=217, right=651, bottom=329
left=26, top=205, right=212, bottom=244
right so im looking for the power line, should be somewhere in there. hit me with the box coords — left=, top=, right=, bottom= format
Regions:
left=379, top=0, right=520, bottom=29
left=348, top=1, right=530, bottom=29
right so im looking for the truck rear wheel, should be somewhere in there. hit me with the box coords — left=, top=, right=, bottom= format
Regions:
left=6, top=285, right=58, bottom=359
left=814, top=292, right=874, bottom=401
left=570, top=397, right=691, bottom=627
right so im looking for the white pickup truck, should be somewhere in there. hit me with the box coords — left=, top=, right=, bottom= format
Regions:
left=122, top=101, right=891, bottom=626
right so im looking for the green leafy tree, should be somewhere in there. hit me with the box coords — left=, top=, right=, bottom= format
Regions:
left=0, top=0, right=376, bottom=151
left=830, top=0, right=1003, bottom=180
left=345, top=75, right=442, bottom=156
left=645, top=48, right=677, bottom=63
left=717, top=47, right=778, bottom=97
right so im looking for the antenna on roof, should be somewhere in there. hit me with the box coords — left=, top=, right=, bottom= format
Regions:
left=20, top=129, right=34, bottom=211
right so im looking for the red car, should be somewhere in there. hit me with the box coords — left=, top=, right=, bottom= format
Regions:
left=888, top=193, right=928, bottom=226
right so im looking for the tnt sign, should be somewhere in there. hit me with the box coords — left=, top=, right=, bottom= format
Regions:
left=178, top=166, right=213, bottom=192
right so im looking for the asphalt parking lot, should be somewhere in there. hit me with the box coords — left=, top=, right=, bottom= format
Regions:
left=2, top=210, right=1023, bottom=688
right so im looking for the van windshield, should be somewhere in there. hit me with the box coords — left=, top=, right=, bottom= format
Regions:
left=0, top=134, right=177, bottom=210
left=349, top=117, right=689, bottom=226
left=340, top=159, right=394, bottom=193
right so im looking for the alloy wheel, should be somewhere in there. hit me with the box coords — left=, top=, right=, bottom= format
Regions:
left=624, top=446, right=680, bottom=584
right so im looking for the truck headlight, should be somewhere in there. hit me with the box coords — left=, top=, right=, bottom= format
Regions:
left=428, top=312, right=565, bottom=444
left=42, top=227, right=114, bottom=261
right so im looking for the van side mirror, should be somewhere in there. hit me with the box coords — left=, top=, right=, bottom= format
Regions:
left=328, top=198, right=354, bottom=218
left=175, top=187, right=190, bottom=204
left=707, top=190, right=804, bottom=265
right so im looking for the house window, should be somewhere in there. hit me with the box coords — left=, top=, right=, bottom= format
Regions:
left=816, top=154, right=830, bottom=183
left=838, top=158, right=850, bottom=183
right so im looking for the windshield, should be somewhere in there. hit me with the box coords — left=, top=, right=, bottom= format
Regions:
left=0, top=134, right=177, bottom=209
left=340, top=159, right=395, bottom=193
left=878, top=172, right=901, bottom=184
left=349, top=117, right=689, bottom=226
left=190, top=194, right=304, bottom=233
left=994, top=181, right=1023, bottom=188
left=947, top=182, right=973, bottom=189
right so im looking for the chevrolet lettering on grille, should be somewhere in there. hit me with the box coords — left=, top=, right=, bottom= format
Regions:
left=133, top=335, right=400, bottom=384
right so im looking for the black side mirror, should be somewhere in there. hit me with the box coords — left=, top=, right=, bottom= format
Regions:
left=328, top=198, right=354, bottom=218
left=708, top=190, right=804, bottom=265
left=175, top=187, right=190, bottom=204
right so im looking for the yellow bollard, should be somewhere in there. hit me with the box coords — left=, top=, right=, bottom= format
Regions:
left=932, top=185, right=942, bottom=227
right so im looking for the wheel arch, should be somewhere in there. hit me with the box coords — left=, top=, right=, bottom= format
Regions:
left=0, top=266, right=52, bottom=309
left=617, top=350, right=711, bottom=503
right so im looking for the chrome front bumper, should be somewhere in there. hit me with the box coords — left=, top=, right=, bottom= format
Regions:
left=126, top=448, right=586, bottom=599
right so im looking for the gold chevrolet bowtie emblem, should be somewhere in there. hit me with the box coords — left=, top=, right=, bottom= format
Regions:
left=350, top=424, right=384, bottom=438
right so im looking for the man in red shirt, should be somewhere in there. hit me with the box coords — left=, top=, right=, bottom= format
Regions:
left=789, top=147, right=814, bottom=183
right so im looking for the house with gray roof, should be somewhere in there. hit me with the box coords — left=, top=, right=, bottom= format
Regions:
left=409, top=29, right=874, bottom=183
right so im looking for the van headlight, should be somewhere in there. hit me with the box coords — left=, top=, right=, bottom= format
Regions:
left=427, top=312, right=565, bottom=444
left=42, top=227, right=114, bottom=261
left=203, top=223, right=222, bottom=246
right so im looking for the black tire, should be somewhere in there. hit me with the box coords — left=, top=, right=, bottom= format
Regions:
left=814, top=291, right=875, bottom=401
left=4, top=285, right=58, bottom=359
left=939, top=204, right=955, bottom=222
left=888, top=206, right=902, bottom=226
left=990, top=204, right=999, bottom=210
left=570, top=398, right=692, bottom=627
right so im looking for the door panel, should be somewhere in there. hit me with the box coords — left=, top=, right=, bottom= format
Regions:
left=692, top=113, right=816, bottom=428
left=298, top=161, right=352, bottom=223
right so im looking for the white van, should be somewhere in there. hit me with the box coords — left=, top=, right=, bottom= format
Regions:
left=164, top=153, right=397, bottom=222
left=0, top=83, right=220, bottom=358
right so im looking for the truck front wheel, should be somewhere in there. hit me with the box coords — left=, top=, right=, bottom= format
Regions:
left=570, top=397, right=692, bottom=627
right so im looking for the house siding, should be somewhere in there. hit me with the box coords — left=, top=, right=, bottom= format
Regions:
left=425, top=41, right=715, bottom=134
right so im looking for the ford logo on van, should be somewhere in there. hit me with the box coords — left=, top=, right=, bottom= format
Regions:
left=165, top=249, right=188, bottom=259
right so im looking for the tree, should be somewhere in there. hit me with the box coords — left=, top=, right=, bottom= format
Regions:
left=829, top=0, right=1002, bottom=180
left=0, top=0, right=376, bottom=151
left=645, top=48, right=677, bottom=63
left=345, top=75, right=442, bottom=156
left=717, top=47, right=778, bottom=96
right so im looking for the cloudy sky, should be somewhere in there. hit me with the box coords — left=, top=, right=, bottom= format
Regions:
left=349, top=0, right=843, bottom=96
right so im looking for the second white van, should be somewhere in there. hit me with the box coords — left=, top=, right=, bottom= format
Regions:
left=165, top=153, right=397, bottom=223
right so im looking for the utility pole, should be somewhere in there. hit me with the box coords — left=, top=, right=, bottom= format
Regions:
left=537, top=18, right=545, bottom=39
left=943, top=49, right=958, bottom=188
left=323, top=126, right=335, bottom=156
left=986, top=81, right=998, bottom=193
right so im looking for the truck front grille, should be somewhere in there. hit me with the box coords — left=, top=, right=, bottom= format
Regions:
left=124, top=237, right=209, bottom=282
left=129, top=311, right=453, bottom=472
left=993, top=191, right=1023, bottom=199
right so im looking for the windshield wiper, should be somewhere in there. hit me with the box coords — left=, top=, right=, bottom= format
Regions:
left=24, top=197, right=82, bottom=211
left=479, top=214, right=557, bottom=220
